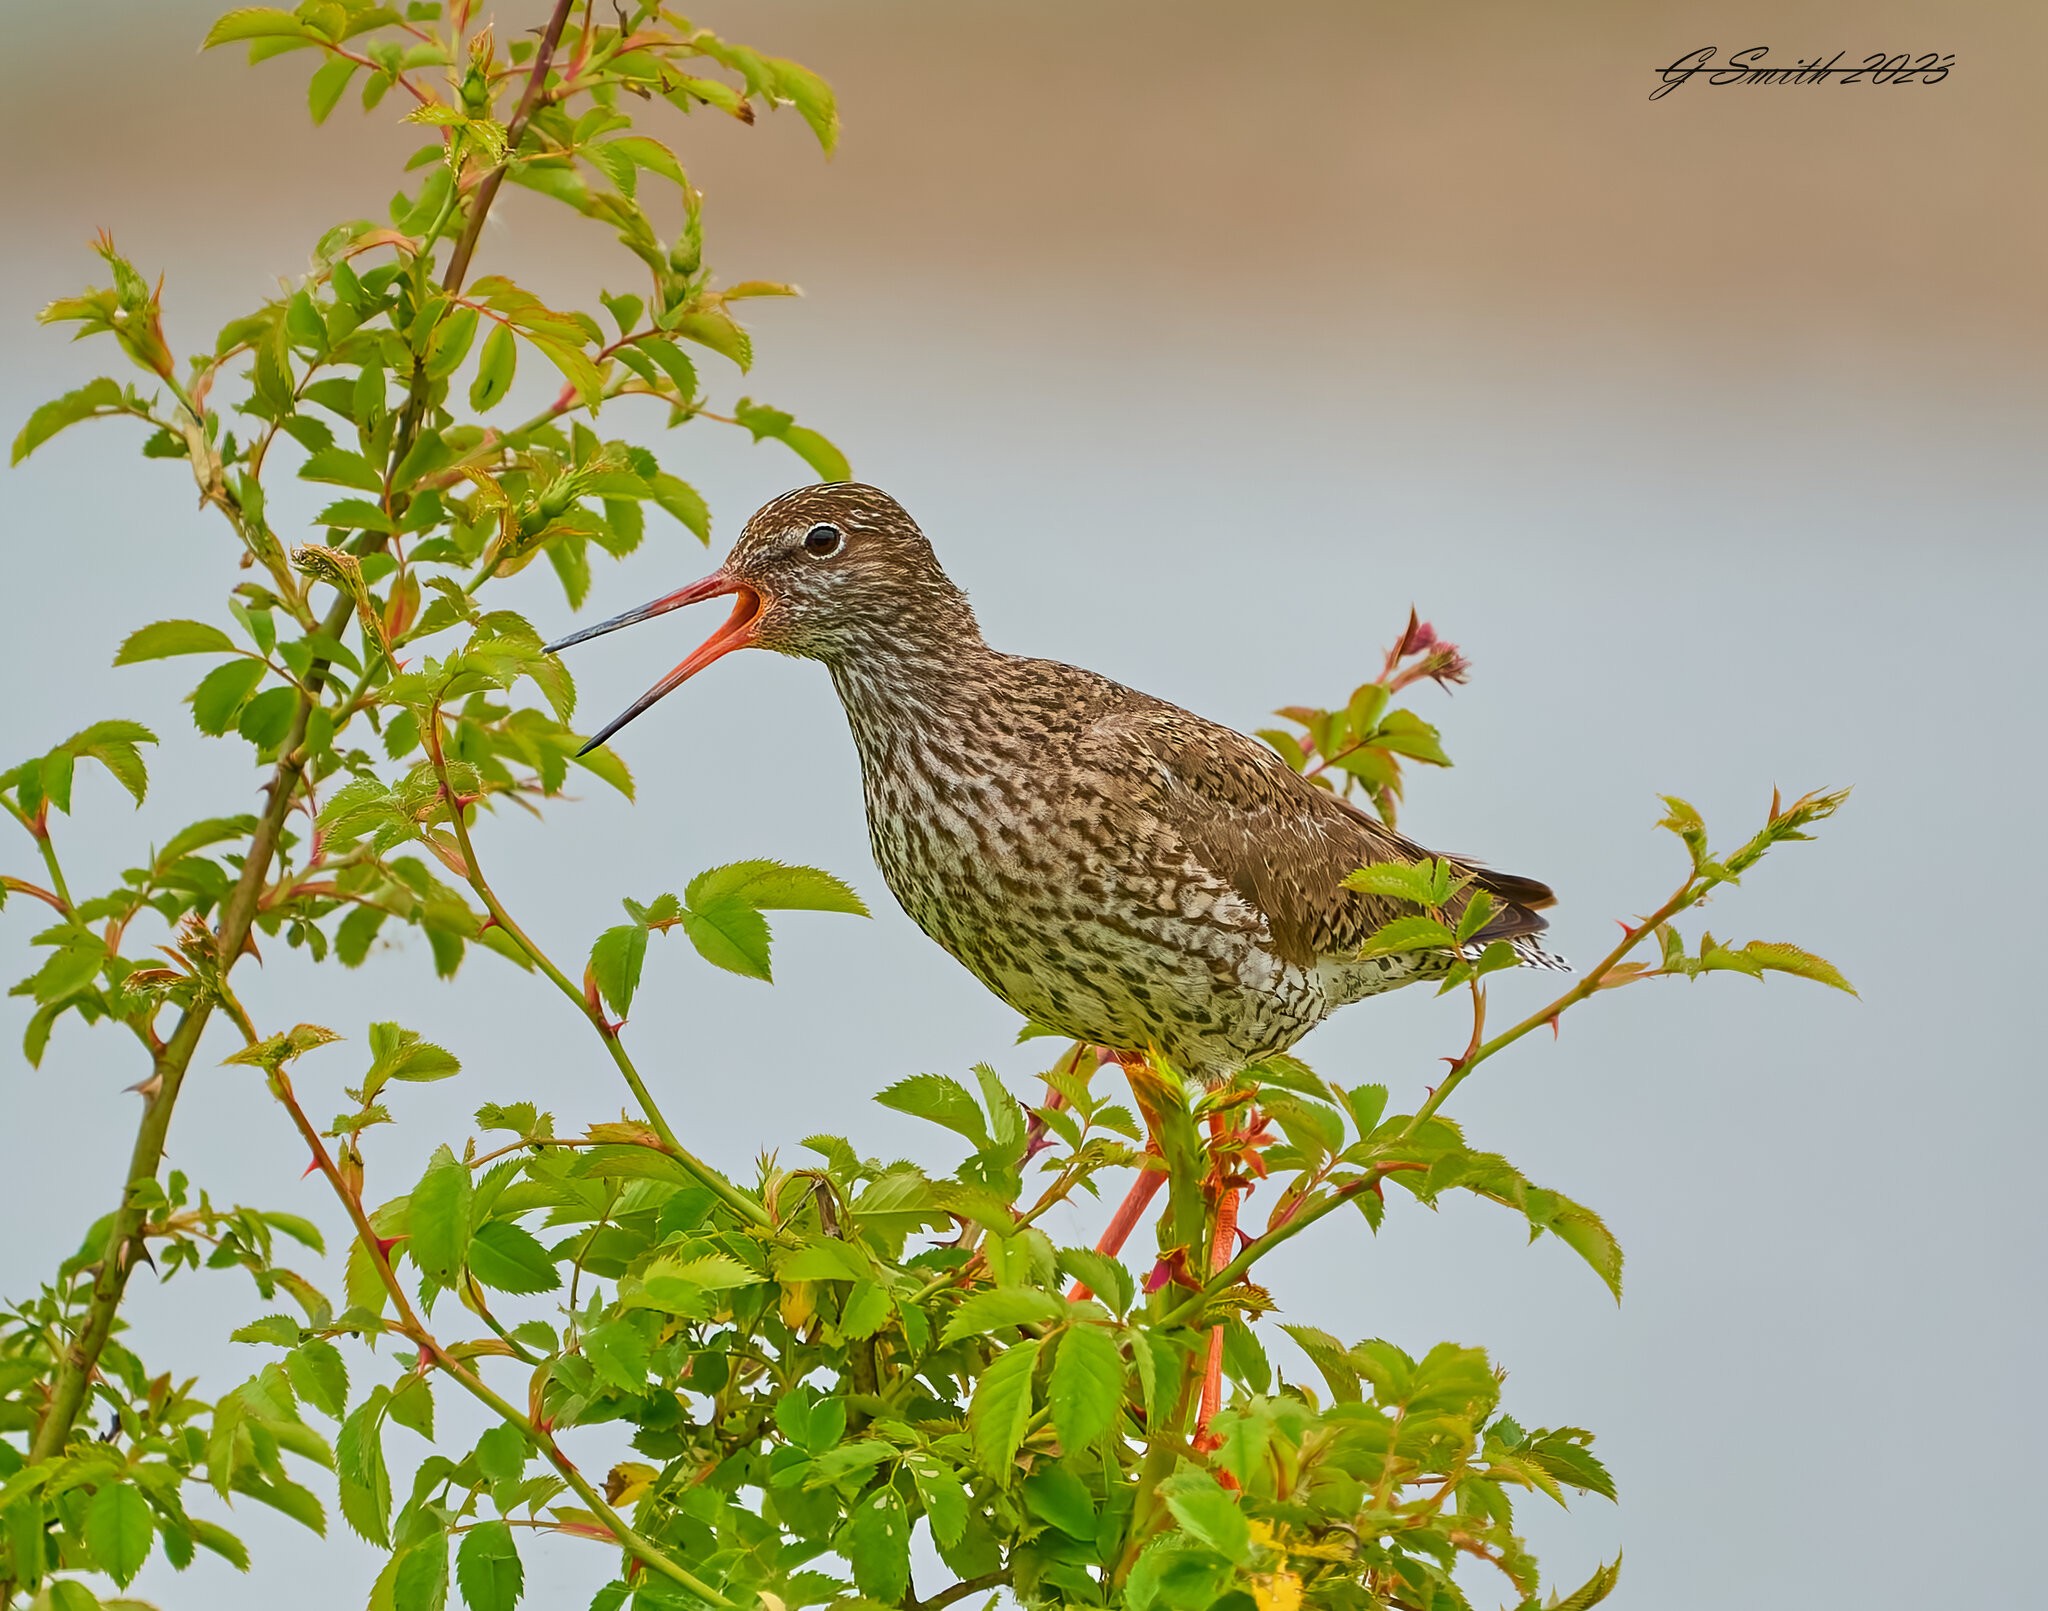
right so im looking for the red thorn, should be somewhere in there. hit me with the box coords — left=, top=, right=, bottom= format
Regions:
left=1547, top=1014, right=1563, bottom=1039
left=301, top=1158, right=321, bottom=1179
left=375, top=1234, right=404, bottom=1260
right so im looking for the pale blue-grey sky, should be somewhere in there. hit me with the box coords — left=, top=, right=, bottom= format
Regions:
left=3, top=3, right=2043, bottom=1607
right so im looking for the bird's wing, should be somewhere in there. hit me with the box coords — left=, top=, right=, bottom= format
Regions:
left=1078, top=703, right=1552, bottom=967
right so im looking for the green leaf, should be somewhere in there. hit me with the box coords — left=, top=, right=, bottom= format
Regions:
left=336, top=1389, right=392, bottom=1545
left=634, top=1252, right=765, bottom=1310
left=1059, top=1248, right=1136, bottom=1317
left=1344, top=858, right=1465, bottom=907
left=113, top=622, right=234, bottom=663
left=1280, top=1323, right=1362, bottom=1403
left=408, top=1145, right=473, bottom=1284
left=1022, top=1464, right=1096, bottom=1539
left=587, top=923, right=647, bottom=1017
left=1160, top=1469, right=1251, bottom=1564
left=686, top=859, right=869, bottom=915
left=839, top=1487, right=910, bottom=1604
left=467, top=1221, right=560, bottom=1294
left=456, top=1518, right=524, bottom=1611
left=86, top=1482, right=154, bottom=1587
left=904, top=1451, right=968, bottom=1548
left=391, top=1522, right=449, bottom=1611
left=472, top=1424, right=526, bottom=1486
left=679, top=898, right=772, bottom=981
left=470, top=322, right=516, bottom=412
left=308, top=54, right=355, bottom=122
left=237, top=685, right=297, bottom=748
left=46, top=1583, right=100, bottom=1611
left=940, top=1286, right=1064, bottom=1344
left=190, top=659, right=267, bottom=735
left=203, top=8, right=311, bottom=47
left=1371, top=708, right=1451, bottom=765
left=12, top=377, right=136, bottom=464
left=1356, top=913, right=1459, bottom=959
left=769, top=56, right=839, bottom=152
left=645, top=472, right=710, bottom=541
left=1521, top=1427, right=1616, bottom=1501
left=582, top=1320, right=650, bottom=1393
left=299, top=446, right=384, bottom=492
left=285, top=1339, right=349, bottom=1419
left=875, top=1073, right=990, bottom=1149
left=967, top=1338, right=1039, bottom=1474
left=1731, top=940, right=1857, bottom=995
left=1049, top=1323, right=1124, bottom=1452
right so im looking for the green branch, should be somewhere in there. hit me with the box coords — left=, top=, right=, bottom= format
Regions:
left=266, top=1068, right=740, bottom=1610
left=423, top=710, right=769, bottom=1230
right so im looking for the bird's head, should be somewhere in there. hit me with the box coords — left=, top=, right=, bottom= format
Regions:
left=547, top=483, right=979, bottom=753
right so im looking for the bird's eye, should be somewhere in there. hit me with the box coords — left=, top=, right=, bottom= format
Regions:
left=802, top=523, right=843, bottom=557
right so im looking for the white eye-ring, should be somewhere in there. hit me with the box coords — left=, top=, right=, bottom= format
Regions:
left=802, top=523, right=844, bottom=557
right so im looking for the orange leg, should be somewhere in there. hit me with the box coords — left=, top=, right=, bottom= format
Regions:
left=1069, top=1046, right=1174, bottom=1301
left=1194, top=1104, right=1250, bottom=1454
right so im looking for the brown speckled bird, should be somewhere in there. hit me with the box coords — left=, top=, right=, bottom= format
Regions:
left=547, top=483, right=1565, bottom=1087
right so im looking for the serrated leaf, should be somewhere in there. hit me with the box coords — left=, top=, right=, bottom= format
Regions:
left=285, top=1339, right=349, bottom=1419
left=298, top=446, right=383, bottom=492
left=587, top=923, right=646, bottom=1017
left=114, top=619, right=235, bottom=663
left=408, top=1145, right=472, bottom=1284
left=203, top=8, right=311, bottom=48
left=582, top=1320, right=649, bottom=1394
left=967, top=1338, right=1039, bottom=1474
left=904, top=1452, right=968, bottom=1548
left=308, top=54, right=355, bottom=122
left=1734, top=940, right=1857, bottom=995
left=635, top=1252, right=764, bottom=1310
left=466, top=1221, right=560, bottom=1295
left=679, top=897, right=772, bottom=980
left=1059, top=1248, right=1135, bottom=1317
left=470, top=322, right=516, bottom=412
left=1357, top=913, right=1459, bottom=959
left=190, top=659, right=268, bottom=736
left=875, top=1073, right=990, bottom=1149
left=456, top=1518, right=524, bottom=1611
left=645, top=472, right=709, bottom=541
left=839, top=1486, right=909, bottom=1604
left=1049, top=1323, right=1124, bottom=1452
left=337, top=1391, right=391, bottom=1545
left=1161, top=1469, right=1251, bottom=1563
left=685, top=859, right=869, bottom=915
left=86, top=1482, right=153, bottom=1587
left=940, top=1286, right=1064, bottom=1344
left=12, top=377, right=136, bottom=464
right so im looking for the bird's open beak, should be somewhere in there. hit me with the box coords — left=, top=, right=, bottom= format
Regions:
left=544, top=571, right=763, bottom=755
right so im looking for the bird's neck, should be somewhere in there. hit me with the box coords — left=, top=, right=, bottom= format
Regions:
left=826, top=632, right=1006, bottom=767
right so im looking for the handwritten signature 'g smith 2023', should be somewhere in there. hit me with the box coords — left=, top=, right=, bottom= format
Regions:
left=1652, top=47, right=1954, bottom=100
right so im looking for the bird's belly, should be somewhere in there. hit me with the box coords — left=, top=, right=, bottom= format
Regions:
left=866, top=793, right=1325, bottom=1081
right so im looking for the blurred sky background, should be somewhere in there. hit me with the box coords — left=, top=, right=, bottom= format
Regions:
left=3, top=1, right=2044, bottom=1607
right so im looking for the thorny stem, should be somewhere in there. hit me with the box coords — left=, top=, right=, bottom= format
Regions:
left=396, top=0, right=574, bottom=477
left=26, top=690, right=320, bottom=1464
left=1158, top=873, right=1711, bottom=1330
left=23, top=2, right=578, bottom=1470
left=267, top=1072, right=741, bottom=1611
left=423, top=711, right=770, bottom=1230
left=1407, top=873, right=1709, bottom=1133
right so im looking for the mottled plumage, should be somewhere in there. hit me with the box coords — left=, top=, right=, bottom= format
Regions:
left=554, top=483, right=1565, bottom=1086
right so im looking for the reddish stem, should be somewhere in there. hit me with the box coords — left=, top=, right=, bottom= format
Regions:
left=1067, top=1161, right=1166, bottom=1301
